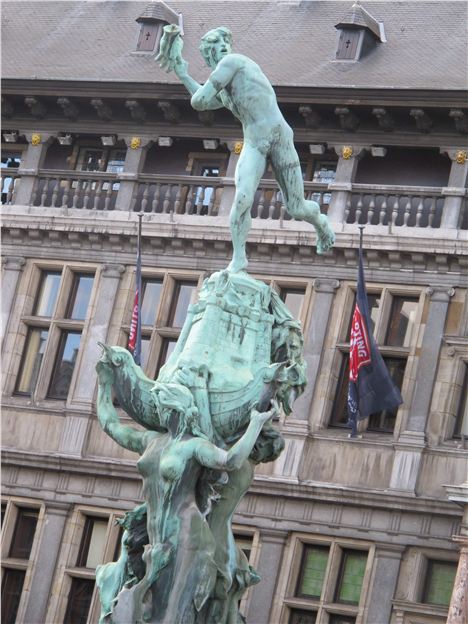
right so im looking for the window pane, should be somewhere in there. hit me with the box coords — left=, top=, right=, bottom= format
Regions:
left=140, top=336, right=151, bottom=370
left=385, top=296, right=419, bottom=347
left=367, top=357, right=406, bottom=433
left=297, top=545, right=329, bottom=598
left=15, top=328, right=49, bottom=395
left=34, top=271, right=61, bottom=316
left=335, top=550, right=367, bottom=604
left=8, top=508, right=38, bottom=559
left=330, top=355, right=349, bottom=427
left=141, top=279, right=163, bottom=326
left=66, top=274, right=94, bottom=320
left=453, top=364, right=468, bottom=438
left=155, top=338, right=177, bottom=378
left=234, top=534, right=253, bottom=561
left=289, top=609, right=317, bottom=624
left=280, top=288, right=305, bottom=321
left=63, top=577, right=95, bottom=624
left=329, top=616, right=356, bottom=624
left=1, top=569, right=25, bottom=624
left=47, top=331, right=81, bottom=399
left=76, top=517, right=108, bottom=569
left=169, top=282, right=196, bottom=327
left=423, top=560, right=457, bottom=606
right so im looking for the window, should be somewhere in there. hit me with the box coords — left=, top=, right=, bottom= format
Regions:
left=297, top=545, right=329, bottom=598
left=336, top=29, right=362, bottom=60
left=280, top=287, right=306, bottom=322
left=334, top=550, right=367, bottom=604
left=193, top=165, right=220, bottom=215
left=1, top=153, right=21, bottom=204
left=1, top=503, right=40, bottom=624
left=63, top=578, right=95, bottom=624
left=289, top=609, right=317, bottom=624
left=311, top=161, right=337, bottom=205
left=422, top=560, right=457, bottom=607
left=136, top=22, right=163, bottom=52
left=285, top=539, right=370, bottom=623
left=8, top=508, right=38, bottom=559
left=330, top=288, right=421, bottom=434
left=453, top=363, right=468, bottom=439
left=62, top=510, right=122, bottom=624
left=14, top=267, right=95, bottom=401
left=124, top=273, right=199, bottom=378
left=76, top=516, right=108, bottom=569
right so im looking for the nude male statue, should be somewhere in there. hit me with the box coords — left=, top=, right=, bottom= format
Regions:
left=157, top=26, right=335, bottom=273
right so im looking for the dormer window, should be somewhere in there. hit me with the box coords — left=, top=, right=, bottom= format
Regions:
left=334, top=1, right=385, bottom=61
left=135, top=1, right=180, bottom=53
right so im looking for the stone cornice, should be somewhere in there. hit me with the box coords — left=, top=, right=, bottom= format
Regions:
left=2, top=210, right=468, bottom=285
left=1, top=448, right=461, bottom=518
left=3, top=79, right=468, bottom=108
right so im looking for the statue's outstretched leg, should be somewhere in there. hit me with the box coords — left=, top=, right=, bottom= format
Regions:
left=271, top=136, right=335, bottom=254
left=227, top=143, right=266, bottom=273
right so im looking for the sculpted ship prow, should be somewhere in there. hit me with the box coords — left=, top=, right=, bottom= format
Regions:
left=94, top=22, right=334, bottom=624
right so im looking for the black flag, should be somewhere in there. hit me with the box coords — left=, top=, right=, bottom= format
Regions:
left=347, top=229, right=403, bottom=436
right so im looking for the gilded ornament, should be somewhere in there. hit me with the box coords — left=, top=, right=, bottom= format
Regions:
left=342, top=145, right=353, bottom=159
left=234, top=141, right=243, bottom=155
left=455, top=150, right=467, bottom=165
left=130, top=136, right=142, bottom=150
left=31, top=133, right=41, bottom=146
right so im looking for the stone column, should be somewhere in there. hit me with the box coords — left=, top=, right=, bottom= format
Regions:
left=440, top=149, right=468, bottom=229
left=114, top=136, right=152, bottom=211
left=365, top=544, right=404, bottom=624
left=245, top=529, right=287, bottom=624
left=22, top=502, right=70, bottom=624
left=327, top=145, right=368, bottom=224
left=218, top=140, right=242, bottom=217
left=292, top=278, right=340, bottom=423
left=14, top=132, right=54, bottom=206
left=1, top=256, right=25, bottom=341
left=390, top=286, right=455, bottom=492
left=61, top=263, right=125, bottom=455
left=445, top=480, right=468, bottom=624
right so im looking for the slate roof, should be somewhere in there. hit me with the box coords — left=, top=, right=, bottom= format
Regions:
left=2, top=0, right=467, bottom=90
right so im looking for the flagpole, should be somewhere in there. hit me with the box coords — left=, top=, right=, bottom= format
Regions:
left=135, top=213, right=143, bottom=366
left=128, top=213, right=143, bottom=365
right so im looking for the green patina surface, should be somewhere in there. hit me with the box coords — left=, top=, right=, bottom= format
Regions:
left=94, top=23, right=334, bottom=623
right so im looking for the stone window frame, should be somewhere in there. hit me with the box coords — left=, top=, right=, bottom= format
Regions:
left=252, top=274, right=314, bottom=327
left=438, top=337, right=468, bottom=447
left=392, top=547, right=458, bottom=622
left=232, top=524, right=261, bottom=615
left=272, top=532, right=375, bottom=623
left=1, top=497, right=44, bottom=624
left=5, top=261, right=99, bottom=405
left=48, top=505, right=122, bottom=624
left=118, top=268, right=204, bottom=380
left=321, top=282, right=426, bottom=437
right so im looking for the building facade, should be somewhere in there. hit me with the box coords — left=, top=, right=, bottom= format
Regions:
left=1, top=1, right=468, bottom=623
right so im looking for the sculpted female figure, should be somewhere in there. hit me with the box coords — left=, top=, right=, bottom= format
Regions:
left=95, top=354, right=277, bottom=624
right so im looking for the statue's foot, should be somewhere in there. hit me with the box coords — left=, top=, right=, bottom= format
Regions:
left=227, top=256, right=248, bottom=273
left=315, top=214, right=335, bottom=254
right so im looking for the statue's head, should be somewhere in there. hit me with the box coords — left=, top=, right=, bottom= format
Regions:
left=97, top=343, right=135, bottom=371
left=199, top=27, right=232, bottom=68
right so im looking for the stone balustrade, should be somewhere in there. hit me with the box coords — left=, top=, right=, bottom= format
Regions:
left=346, top=184, right=448, bottom=228
left=2, top=168, right=467, bottom=231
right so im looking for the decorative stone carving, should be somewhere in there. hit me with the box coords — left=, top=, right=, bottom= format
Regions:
left=25, top=96, right=47, bottom=119
left=335, top=106, right=360, bottom=131
left=57, top=97, right=79, bottom=120
left=125, top=100, right=147, bottom=122
left=91, top=98, right=113, bottom=121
